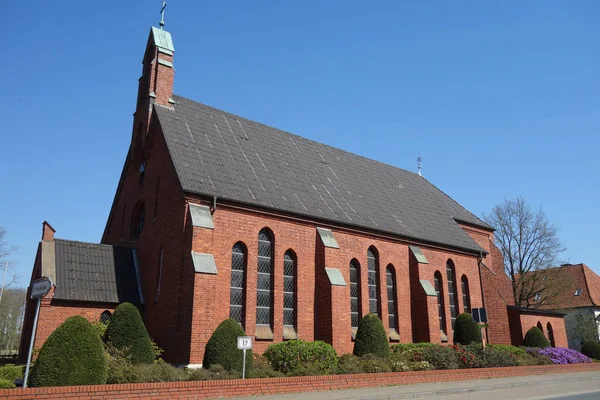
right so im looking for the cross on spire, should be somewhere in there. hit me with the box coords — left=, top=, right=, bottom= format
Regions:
left=160, top=0, right=167, bottom=29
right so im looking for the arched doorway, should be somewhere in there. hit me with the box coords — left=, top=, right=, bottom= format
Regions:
left=547, top=322, right=556, bottom=347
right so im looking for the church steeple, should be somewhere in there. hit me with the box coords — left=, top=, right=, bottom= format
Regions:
left=136, top=27, right=175, bottom=111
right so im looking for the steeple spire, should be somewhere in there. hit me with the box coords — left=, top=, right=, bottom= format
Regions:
left=160, top=0, right=167, bottom=30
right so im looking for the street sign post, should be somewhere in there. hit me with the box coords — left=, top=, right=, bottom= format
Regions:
left=23, top=277, right=53, bottom=388
left=237, top=336, right=252, bottom=379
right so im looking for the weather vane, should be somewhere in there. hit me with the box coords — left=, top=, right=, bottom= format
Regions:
left=417, top=155, right=423, bottom=176
left=160, top=0, right=167, bottom=30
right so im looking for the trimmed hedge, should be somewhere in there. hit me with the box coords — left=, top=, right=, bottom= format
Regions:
left=453, top=313, right=482, bottom=345
left=523, top=326, right=550, bottom=348
left=29, top=316, right=107, bottom=387
left=264, top=340, right=337, bottom=375
left=0, top=379, right=15, bottom=389
left=581, top=341, right=600, bottom=360
left=202, top=319, right=252, bottom=373
left=391, top=342, right=437, bottom=353
left=353, top=313, right=389, bottom=357
left=104, top=302, right=154, bottom=364
left=487, top=344, right=528, bottom=358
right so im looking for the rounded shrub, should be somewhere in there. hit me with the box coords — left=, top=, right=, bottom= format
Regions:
left=263, top=340, right=337, bottom=375
left=453, top=313, right=482, bottom=345
left=104, top=302, right=154, bottom=364
left=29, top=316, right=107, bottom=387
left=353, top=313, right=389, bottom=357
left=523, top=326, right=550, bottom=348
left=202, top=319, right=252, bottom=373
left=581, top=341, right=600, bottom=360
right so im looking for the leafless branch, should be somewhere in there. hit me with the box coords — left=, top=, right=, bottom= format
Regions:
left=483, top=197, right=566, bottom=307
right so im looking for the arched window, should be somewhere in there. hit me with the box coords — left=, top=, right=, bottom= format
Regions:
left=461, top=275, right=471, bottom=314
left=367, top=247, right=380, bottom=316
left=434, top=271, right=447, bottom=335
left=131, top=203, right=145, bottom=240
left=350, top=259, right=362, bottom=329
left=446, top=260, right=458, bottom=330
left=386, top=265, right=398, bottom=334
left=283, top=250, right=296, bottom=331
left=537, top=321, right=543, bottom=332
left=100, top=311, right=112, bottom=325
left=230, top=242, right=246, bottom=327
left=256, top=229, right=274, bottom=329
left=547, top=322, right=555, bottom=347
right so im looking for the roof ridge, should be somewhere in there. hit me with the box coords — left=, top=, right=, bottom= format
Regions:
left=54, top=238, right=133, bottom=250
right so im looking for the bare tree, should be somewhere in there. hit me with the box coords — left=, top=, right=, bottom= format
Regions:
left=0, top=226, right=20, bottom=295
left=0, top=287, right=26, bottom=355
left=483, top=197, right=566, bottom=307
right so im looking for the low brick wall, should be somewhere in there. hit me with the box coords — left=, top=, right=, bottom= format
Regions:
left=2, top=363, right=599, bottom=400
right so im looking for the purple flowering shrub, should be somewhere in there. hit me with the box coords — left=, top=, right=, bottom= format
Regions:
left=537, top=348, right=592, bottom=364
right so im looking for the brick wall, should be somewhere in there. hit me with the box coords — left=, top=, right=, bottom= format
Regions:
left=508, top=308, right=569, bottom=348
left=2, top=363, right=598, bottom=400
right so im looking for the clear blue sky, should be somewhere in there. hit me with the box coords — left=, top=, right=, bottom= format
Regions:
left=2, top=1, right=599, bottom=286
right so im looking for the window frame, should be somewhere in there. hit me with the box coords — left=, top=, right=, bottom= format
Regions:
left=434, top=271, right=447, bottom=335
left=283, top=250, right=297, bottom=331
left=349, top=259, right=362, bottom=329
left=367, top=247, right=380, bottom=317
left=256, top=229, right=274, bottom=330
left=230, top=242, right=247, bottom=327
left=386, top=265, right=399, bottom=335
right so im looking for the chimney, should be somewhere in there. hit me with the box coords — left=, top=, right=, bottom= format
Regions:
left=42, top=221, right=55, bottom=241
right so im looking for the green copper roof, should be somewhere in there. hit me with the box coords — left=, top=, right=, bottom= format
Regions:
left=151, top=27, right=175, bottom=52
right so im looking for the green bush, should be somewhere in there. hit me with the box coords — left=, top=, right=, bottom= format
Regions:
left=247, top=355, right=285, bottom=378
left=523, top=327, right=550, bottom=348
left=202, top=319, right=252, bottom=373
left=453, top=313, right=482, bottom=345
left=417, top=346, right=461, bottom=370
left=106, top=345, right=143, bottom=384
left=0, top=378, right=15, bottom=388
left=336, top=354, right=363, bottom=374
left=91, top=321, right=108, bottom=339
left=487, top=344, right=528, bottom=358
left=264, top=340, right=337, bottom=375
left=391, top=342, right=437, bottom=353
left=464, top=344, right=518, bottom=368
left=353, top=313, right=389, bottom=357
left=186, top=365, right=241, bottom=381
left=581, top=341, right=600, bottom=360
left=135, top=361, right=189, bottom=382
left=29, top=316, right=107, bottom=387
left=104, top=303, right=154, bottom=364
left=0, top=364, right=23, bottom=382
left=359, top=355, right=392, bottom=373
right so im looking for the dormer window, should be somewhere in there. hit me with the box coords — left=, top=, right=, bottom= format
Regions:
left=139, top=160, right=146, bottom=185
left=543, top=275, right=548, bottom=281
left=534, top=292, right=542, bottom=302
left=575, top=289, right=582, bottom=296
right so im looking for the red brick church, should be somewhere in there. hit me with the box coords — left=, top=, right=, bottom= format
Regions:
left=20, top=24, right=567, bottom=366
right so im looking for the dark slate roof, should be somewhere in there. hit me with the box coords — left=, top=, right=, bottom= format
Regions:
left=54, top=239, right=141, bottom=304
left=155, top=95, right=492, bottom=253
